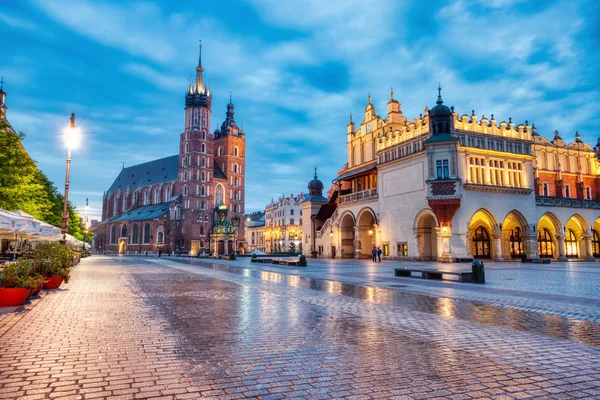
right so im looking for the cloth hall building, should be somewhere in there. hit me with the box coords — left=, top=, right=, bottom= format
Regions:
left=95, top=45, right=246, bottom=255
left=302, top=89, right=600, bottom=262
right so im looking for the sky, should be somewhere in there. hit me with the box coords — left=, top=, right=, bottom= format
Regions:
left=1, top=0, right=599, bottom=221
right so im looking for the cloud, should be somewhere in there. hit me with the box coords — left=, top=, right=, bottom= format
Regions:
left=0, top=11, right=38, bottom=30
left=122, top=63, right=183, bottom=91
left=31, top=0, right=177, bottom=63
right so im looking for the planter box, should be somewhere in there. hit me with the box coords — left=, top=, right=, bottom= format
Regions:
left=44, top=276, right=64, bottom=290
left=0, top=288, right=32, bottom=307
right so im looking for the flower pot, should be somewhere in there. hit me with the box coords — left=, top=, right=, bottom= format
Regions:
left=44, top=276, right=64, bottom=290
left=32, top=280, right=44, bottom=296
left=0, top=288, right=32, bottom=307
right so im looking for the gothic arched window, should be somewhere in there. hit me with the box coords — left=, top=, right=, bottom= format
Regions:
left=202, top=130, right=206, bottom=140
left=157, top=231, right=164, bottom=244
left=201, top=185, right=206, bottom=196
left=132, top=224, right=138, bottom=244
left=215, top=184, right=225, bottom=206
left=165, top=186, right=171, bottom=201
left=201, top=143, right=206, bottom=153
left=201, top=171, right=206, bottom=181
left=121, top=224, right=127, bottom=238
left=185, top=143, right=189, bottom=153
left=143, top=223, right=151, bottom=244
left=193, top=109, right=198, bottom=126
left=234, top=146, right=239, bottom=157
left=201, top=157, right=206, bottom=167
left=110, top=225, right=116, bottom=244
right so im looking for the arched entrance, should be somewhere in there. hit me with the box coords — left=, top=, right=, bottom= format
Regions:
left=472, top=226, right=491, bottom=258
left=538, top=229, right=554, bottom=258
left=357, top=208, right=377, bottom=259
left=469, top=209, right=499, bottom=259
left=593, top=218, right=600, bottom=258
left=414, top=211, right=438, bottom=261
left=501, top=211, right=528, bottom=259
left=217, top=240, right=225, bottom=254
left=340, top=212, right=355, bottom=259
left=537, top=212, right=561, bottom=259
left=119, top=240, right=127, bottom=255
left=565, top=214, right=590, bottom=259
left=228, top=240, right=234, bottom=254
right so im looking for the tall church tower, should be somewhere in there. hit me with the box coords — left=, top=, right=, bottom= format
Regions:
left=179, top=42, right=214, bottom=250
left=213, top=94, right=247, bottom=247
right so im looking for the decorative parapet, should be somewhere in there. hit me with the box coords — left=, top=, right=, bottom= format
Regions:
left=339, top=188, right=378, bottom=205
left=453, top=113, right=532, bottom=140
left=463, top=184, right=532, bottom=195
left=535, top=196, right=600, bottom=209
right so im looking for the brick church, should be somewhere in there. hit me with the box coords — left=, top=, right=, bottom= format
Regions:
left=95, top=44, right=246, bottom=255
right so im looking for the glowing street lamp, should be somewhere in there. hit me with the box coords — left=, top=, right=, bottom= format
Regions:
left=59, top=113, right=80, bottom=244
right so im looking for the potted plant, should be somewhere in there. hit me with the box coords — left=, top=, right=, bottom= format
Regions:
left=0, top=260, right=37, bottom=307
left=32, top=242, right=72, bottom=290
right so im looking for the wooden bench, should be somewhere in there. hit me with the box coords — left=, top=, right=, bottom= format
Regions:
left=251, top=258, right=273, bottom=263
left=528, top=258, right=551, bottom=264
left=394, top=268, right=473, bottom=282
left=272, top=258, right=301, bottom=266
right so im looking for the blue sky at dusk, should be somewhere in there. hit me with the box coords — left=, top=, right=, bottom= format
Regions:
left=1, top=0, right=599, bottom=220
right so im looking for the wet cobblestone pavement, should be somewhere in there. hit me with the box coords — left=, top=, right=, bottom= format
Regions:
left=1, top=256, right=600, bottom=399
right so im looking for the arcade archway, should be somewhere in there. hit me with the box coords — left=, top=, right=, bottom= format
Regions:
left=468, top=209, right=499, bottom=259
left=339, top=212, right=355, bottom=259
left=356, top=208, right=377, bottom=259
left=414, top=210, right=438, bottom=261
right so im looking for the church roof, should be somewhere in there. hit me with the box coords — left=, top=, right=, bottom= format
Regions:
left=101, top=202, right=171, bottom=224
left=213, top=163, right=227, bottom=180
left=107, top=155, right=179, bottom=193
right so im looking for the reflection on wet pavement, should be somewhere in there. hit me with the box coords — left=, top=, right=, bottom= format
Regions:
left=160, top=258, right=600, bottom=347
left=122, top=256, right=600, bottom=399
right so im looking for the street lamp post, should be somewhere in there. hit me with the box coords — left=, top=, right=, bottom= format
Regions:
left=60, top=113, right=79, bottom=245
left=83, top=197, right=89, bottom=251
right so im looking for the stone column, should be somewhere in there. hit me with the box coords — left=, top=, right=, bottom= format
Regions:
left=522, top=234, right=539, bottom=259
left=557, top=235, right=567, bottom=261
left=493, top=233, right=504, bottom=261
left=583, top=234, right=595, bottom=260
left=354, top=226, right=361, bottom=259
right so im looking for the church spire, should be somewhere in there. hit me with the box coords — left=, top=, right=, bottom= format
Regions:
left=0, top=77, right=7, bottom=120
left=194, top=40, right=204, bottom=94
left=185, top=42, right=211, bottom=109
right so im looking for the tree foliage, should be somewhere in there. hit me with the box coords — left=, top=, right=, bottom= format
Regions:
left=0, top=119, right=86, bottom=240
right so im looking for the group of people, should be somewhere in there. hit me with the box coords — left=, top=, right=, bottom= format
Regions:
left=371, top=246, right=383, bottom=262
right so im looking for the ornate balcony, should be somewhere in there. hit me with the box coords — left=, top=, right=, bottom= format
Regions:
left=339, top=188, right=378, bottom=205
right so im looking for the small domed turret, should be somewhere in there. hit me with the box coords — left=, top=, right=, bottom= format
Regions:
left=308, top=168, right=324, bottom=196
left=429, top=85, right=452, bottom=135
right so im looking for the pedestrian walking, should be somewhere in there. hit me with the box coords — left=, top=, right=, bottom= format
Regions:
left=371, top=246, right=377, bottom=262
left=377, top=246, right=382, bottom=262
left=158, top=249, right=162, bottom=258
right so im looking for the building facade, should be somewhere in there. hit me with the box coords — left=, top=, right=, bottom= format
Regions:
left=303, top=88, right=600, bottom=261
left=96, top=45, right=247, bottom=255
left=264, top=193, right=306, bottom=253
left=244, top=211, right=266, bottom=253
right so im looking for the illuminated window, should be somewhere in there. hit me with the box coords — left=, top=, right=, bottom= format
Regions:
left=472, top=226, right=490, bottom=258
left=509, top=227, right=522, bottom=258
left=565, top=229, right=578, bottom=258
left=538, top=229, right=553, bottom=258
left=593, top=230, right=600, bottom=257
left=397, top=242, right=408, bottom=257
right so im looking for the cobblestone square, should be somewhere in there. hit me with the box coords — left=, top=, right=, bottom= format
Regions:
left=1, top=256, right=600, bottom=399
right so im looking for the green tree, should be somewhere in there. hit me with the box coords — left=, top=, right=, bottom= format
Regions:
left=0, top=119, right=87, bottom=237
